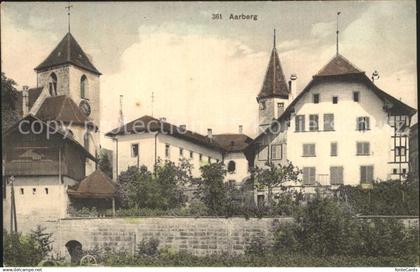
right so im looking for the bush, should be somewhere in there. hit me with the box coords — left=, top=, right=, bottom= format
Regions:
left=136, top=238, right=160, bottom=257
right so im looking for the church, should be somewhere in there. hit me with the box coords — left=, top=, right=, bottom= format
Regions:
left=2, top=31, right=117, bottom=229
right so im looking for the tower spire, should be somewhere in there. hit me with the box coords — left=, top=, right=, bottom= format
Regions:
left=273, top=28, right=276, bottom=48
left=336, top=11, right=341, bottom=56
left=65, top=2, right=73, bottom=33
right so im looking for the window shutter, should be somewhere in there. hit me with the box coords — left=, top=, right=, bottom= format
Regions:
left=310, top=168, right=316, bottom=184
left=367, top=166, right=374, bottom=182
left=366, top=117, right=370, bottom=130
left=357, top=143, right=361, bottom=155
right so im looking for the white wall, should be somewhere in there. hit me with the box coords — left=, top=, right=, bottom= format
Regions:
left=224, top=152, right=250, bottom=183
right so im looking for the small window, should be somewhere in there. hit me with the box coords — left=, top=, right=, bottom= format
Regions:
left=323, top=114, right=334, bottom=131
left=227, top=161, right=236, bottom=173
left=393, top=168, right=398, bottom=174
left=395, top=146, right=406, bottom=156
left=402, top=168, right=407, bottom=174
left=259, top=101, right=266, bottom=110
left=48, top=73, right=58, bottom=96
left=303, top=167, right=316, bottom=185
left=313, top=94, right=320, bottom=104
left=303, top=144, right=316, bottom=157
left=208, top=157, right=211, bottom=163
left=271, top=144, right=282, bottom=160
left=165, top=144, right=170, bottom=158
left=189, top=151, right=193, bottom=159
left=353, top=91, right=360, bottom=102
left=32, top=188, right=36, bottom=195
left=360, top=165, right=374, bottom=183
left=257, top=195, right=265, bottom=206
left=277, top=102, right=285, bottom=115
left=332, top=96, right=338, bottom=104
left=295, top=115, right=305, bottom=132
left=330, top=166, right=344, bottom=185
left=357, top=142, right=370, bottom=156
left=131, top=144, right=139, bottom=157
left=20, top=188, right=24, bottom=195
left=80, top=75, right=88, bottom=99
left=199, top=154, right=203, bottom=161
left=356, top=117, right=370, bottom=131
left=309, top=114, right=319, bottom=131
left=45, top=188, right=49, bottom=195
left=330, top=142, right=338, bottom=156
left=257, top=144, right=269, bottom=161
left=179, top=148, right=184, bottom=157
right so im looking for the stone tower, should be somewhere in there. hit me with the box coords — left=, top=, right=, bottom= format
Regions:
left=257, top=30, right=290, bottom=130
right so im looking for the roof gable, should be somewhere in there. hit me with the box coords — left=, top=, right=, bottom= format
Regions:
left=34, top=32, right=101, bottom=75
left=68, top=169, right=116, bottom=198
left=258, top=47, right=289, bottom=100
left=315, top=54, right=364, bottom=77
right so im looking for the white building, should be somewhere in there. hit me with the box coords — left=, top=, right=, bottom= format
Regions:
left=105, top=115, right=253, bottom=183
left=248, top=38, right=416, bottom=196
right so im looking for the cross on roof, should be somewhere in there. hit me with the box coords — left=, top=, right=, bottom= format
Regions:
left=65, top=2, right=73, bottom=33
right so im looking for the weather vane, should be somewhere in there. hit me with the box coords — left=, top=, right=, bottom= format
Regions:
left=65, top=2, right=73, bottom=33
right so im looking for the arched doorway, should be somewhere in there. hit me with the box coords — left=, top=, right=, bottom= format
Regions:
left=65, top=240, right=83, bottom=264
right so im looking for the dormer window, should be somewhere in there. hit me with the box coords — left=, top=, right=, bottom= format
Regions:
left=48, top=73, right=57, bottom=96
left=313, top=94, right=320, bottom=104
left=80, top=75, right=88, bottom=99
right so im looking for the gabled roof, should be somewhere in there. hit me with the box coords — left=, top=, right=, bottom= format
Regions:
left=213, top=134, right=253, bottom=152
left=67, top=169, right=116, bottom=198
left=34, top=32, right=101, bottom=75
left=248, top=54, right=417, bottom=148
left=106, top=115, right=224, bottom=151
left=36, top=95, right=96, bottom=128
left=4, top=114, right=96, bottom=161
left=315, top=54, right=364, bottom=77
left=257, top=46, right=289, bottom=100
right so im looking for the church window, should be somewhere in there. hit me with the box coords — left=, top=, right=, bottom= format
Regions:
left=332, top=96, right=338, bottom=104
left=227, top=160, right=236, bottom=173
left=49, top=73, right=58, bottom=96
left=80, top=75, right=88, bottom=99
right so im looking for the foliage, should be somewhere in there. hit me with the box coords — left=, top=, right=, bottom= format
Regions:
left=245, top=235, right=270, bottom=256
left=68, top=207, right=99, bottom=217
left=335, top=179, right=419, bottom=215
left=136, top=238, right=160, bottom=257
left=194, top=162, right=227, bottom=215
left=30, top=225, right=54, bottom=259
left=1, top=72, right=20, bottom=131
left=3, top=230, right=46, bottom=266
left=252, top=161, right=301, bottom=207
left=98, top=149, right=113, bottom=178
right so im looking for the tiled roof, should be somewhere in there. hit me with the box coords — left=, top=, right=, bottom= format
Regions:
left=257, top=47, right=289, bottom=100
left=106, top=115, right=224, bottom=151
left=213, top=134, right=253, bottom=152
left=67, top=169, right=116, bottom=198
left=315, top=54, right=363, bottom=77
left=34, top=32, right=101, bottom=75
left=16, top=87, right=44, bottom=117
left=36, top=95, right=96, bottom=128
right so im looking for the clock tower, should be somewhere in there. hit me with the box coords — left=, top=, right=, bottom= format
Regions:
left=34, top=32, right=102, bottom=174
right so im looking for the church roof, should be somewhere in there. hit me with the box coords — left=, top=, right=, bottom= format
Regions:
left=105, top=115, right=224, bottom=151
left=34, top=32, right=101, bottom=75
left=36, top=95, right=96, bottom=128
left=213, top=134, right=253, bottom=152
left=257, top=46, right=289, bottom=100
left=315, top=54, right=364, bottom=77
left=67, top=169, right=116, bottom=198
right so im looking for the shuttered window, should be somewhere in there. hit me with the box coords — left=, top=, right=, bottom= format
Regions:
left=330, top=166, right=344, bottom=185
left=357, top=142, right=370, bottom=155
left=303, top=167, right=316, bottom=185
left=309, top=114, right=319, bottom=131
left=303, top=144, right=316, bottom=157
left=324, top=114, right=334, bottom=131
left=271, top=144, right=282, bottom=160
left=295, top=115, right=305, bottom=132
left=360, top=166, right=374, bottom=183
left=331, top=142, right=338, bottom=156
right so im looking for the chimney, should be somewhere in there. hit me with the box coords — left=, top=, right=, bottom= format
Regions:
left=238, top=125, right=243, bottom=134
left=207, top=128, right=213, bottom=139
left=179, top=124, right=186, bottom=132
left=22, top=86, right=29, bottom=116
left=289, top=74, right=297, bottom=101
left=159, top=117, right=167, bottom=122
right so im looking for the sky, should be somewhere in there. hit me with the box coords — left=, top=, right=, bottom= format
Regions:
left=1, top=1, right=417, bottom=148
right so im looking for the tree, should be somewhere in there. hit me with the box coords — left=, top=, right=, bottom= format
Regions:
left=3, top=231, right=43, bottom=266
left=98, top=149, right=113, bottom=178
left=30, top=225, right=54, bottom=259
left=1, top=72, right=20, bottom=131
left=194, top=162, right=227, bottom=215
left=252, top=161, right=301, bottom=207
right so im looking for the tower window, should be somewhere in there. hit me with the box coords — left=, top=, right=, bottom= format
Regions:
left=131, top=144, right=139, bottom=157
left=32, top=188, right=36, bottom=195
left=353, top=91, right=360, bottom=102
left=332, top=96, right=338, bottom=104
left=45, top=188, right=49, bottom=195
left=48, top=73, right=57, bottom=96
left=80, top=75, right=88, bottom=99
left=277, top=102, right=284, bottom=116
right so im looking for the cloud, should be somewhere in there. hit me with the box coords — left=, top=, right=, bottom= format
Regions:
left=311, top=21, right=335, bottom=39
